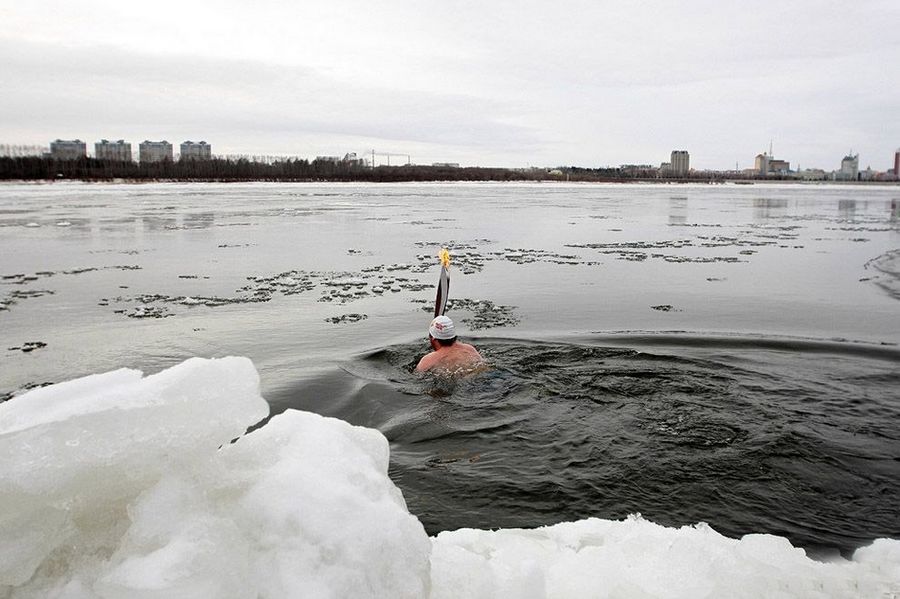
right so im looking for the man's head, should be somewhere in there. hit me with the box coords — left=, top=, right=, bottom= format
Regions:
left=429, top=315, right=457, bottom=347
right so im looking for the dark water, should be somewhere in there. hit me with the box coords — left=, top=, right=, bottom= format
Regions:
left=270, top=334, right=900, bottom=557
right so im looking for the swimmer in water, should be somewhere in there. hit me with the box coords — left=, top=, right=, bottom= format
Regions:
left=415, top=315, right=485, bottom=375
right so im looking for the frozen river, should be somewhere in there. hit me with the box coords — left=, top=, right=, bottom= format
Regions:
left=1, top=181, right=899, bottom=557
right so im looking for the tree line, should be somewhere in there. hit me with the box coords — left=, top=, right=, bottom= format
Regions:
left=0, top=156, right=746, bottom=183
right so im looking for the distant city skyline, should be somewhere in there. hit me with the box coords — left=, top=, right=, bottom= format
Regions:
left=25, top=136, right=900, bottom=178
left=1, top=1, right=899, bottom=170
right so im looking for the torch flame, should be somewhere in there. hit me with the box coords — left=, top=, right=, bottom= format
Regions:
left=439, top=248, right=451, bottom=268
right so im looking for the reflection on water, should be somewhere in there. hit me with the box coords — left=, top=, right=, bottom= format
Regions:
left=668, top=196, right=688, bottom=225
left=138, top=213, right=216, bottom=231
left=141, top=216, right=177, bottom=231
left=184, top=212, right=216, bottom=229
left=838, top=199, right=856, bottom=219
left=97, top=217, right=137, bottom=232
left=752, top=197, right=788, bottom=220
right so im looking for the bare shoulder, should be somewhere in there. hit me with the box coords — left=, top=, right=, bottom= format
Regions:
left=415, top=351, right=439, bottom=372
left=457, top=342, right=483, bottom=358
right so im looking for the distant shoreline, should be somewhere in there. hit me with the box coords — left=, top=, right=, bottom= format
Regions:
left=1, top=157, right=897, bottom=185
left=1, top=177, right=898, bottom=187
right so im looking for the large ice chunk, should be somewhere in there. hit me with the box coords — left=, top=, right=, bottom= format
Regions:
left=93, top=411, right=430, bottom=599
left=1, top=357, right=268, bottom=589
left=0, top=357, right=430, bottom=598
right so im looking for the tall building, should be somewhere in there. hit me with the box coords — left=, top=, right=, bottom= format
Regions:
left=754, top=153, right=769, bottom=176
left=893, top=148, right=899, bottom=176
left=670, top=150, right=690, bottom=176
left=839, top=152, right=859, bottom=180
left=95, top=139, right=132, bottom=162
left=49, top=139, right=86, bottom=160
left=180, top=140, right=211, bottom=160
left=139, top=140, right=173, bottom=163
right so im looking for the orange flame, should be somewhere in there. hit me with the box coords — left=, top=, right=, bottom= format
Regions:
left=439, top=248, right=451, bottom=268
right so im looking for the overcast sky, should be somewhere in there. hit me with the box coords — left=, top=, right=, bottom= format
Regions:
left=1, top=1, right=898, bottom=169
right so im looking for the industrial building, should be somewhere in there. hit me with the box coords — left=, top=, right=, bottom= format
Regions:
left=49, top=139, right=87, bottom=160
left=754, top=152, right=791, bottom=176
left=139, top=140, right=173, bottom=163
left=95, top=139, right=132, bottom=162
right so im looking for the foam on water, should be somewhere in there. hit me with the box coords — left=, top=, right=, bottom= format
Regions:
left=1, top=358, right=897, bottom=598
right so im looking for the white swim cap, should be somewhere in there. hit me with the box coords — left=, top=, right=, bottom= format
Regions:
left=429, top=315, right=456, bottom=340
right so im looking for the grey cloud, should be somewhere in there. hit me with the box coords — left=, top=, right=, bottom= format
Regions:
left=0, top=37, right=544, bottom=159
left=2, top=0, right=899, bottom=169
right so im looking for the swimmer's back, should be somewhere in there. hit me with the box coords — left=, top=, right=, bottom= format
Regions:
left=416, top=341, right=485, bottom=374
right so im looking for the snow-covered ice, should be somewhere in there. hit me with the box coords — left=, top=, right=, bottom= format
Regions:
left=0, top=357, right=429, bottom=598
left=431, top=519, right=900, bottom=599
left=1, top=357, right=897, bottom=598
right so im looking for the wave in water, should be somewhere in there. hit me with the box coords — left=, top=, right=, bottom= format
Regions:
left=864, top=249, right=900, bottom=300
